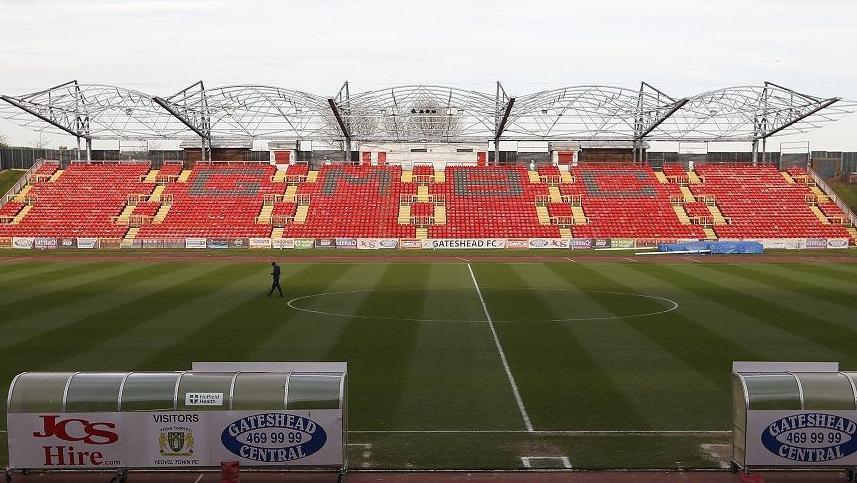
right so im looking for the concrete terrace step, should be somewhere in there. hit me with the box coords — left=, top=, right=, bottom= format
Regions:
left=49, top=169, right=64, bottom=182
left=294, top=205, right=309, bottom=223
left=116, top=205, right=135, bottom=223
left=687, top=171, right=702, bottom=184
left=13, top=185, right=32, bottom=202
left=417, top=185, right=429, bottom=201
left=571, top=205, right=587, bottom=224
left=672, top=204, right=691, bottom=225
left=654, top=171, right=669, bottom=184
left=535, top=205, right=551, bottom=225
left=528, top=171, right=541, bottom=183
left=809, top=205, right=829, bottom=224
left=810, top=186, right=830, bottom=203
left=434, top=205, right=446, bottom=225
left=398, top=205, right=411, bottom=225
left=258, top=205, right=274, bottom=223
left=148, top=185, right=165, bottom=202
left=285, top=185, right=298, bottom=202
left=707, top=204, right=728, bottom=225
left=177, top=170, right=192, bottom=182
left=11, top=204, right=31, bottom=224
left=153, top=204, right=171, bottom=223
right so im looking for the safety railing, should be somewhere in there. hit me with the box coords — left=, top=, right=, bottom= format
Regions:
left=0, top=158, right=45, bottom=210
left=808, top=166, right=857, bottom=227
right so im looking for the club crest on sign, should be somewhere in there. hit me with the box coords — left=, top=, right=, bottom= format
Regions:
left=159, top=427, right=195, bottom=457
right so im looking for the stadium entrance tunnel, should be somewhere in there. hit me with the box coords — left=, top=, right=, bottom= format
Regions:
left=286, top=288, right=678, bottom=322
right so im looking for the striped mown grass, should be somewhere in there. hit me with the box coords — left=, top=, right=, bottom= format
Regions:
left=0, top=258, right=855, bottom=469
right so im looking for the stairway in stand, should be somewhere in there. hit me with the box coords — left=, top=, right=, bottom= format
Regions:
left=258, top=205, right=274, bottom=223
left=809, top=205, right=830, bottom=224
left=116, top=204, right=135, bottom=223
left=687, top=171, right=702, bottom=184
left=121, top=227, right=139, bottom=247
left=153, top=204, right=171, bottom=223
left=528, top=170, right=541, bottom=183
left=149, top=185, right=165, bottom=202
left=294, top=205, right=309, bottom=223
left=535, top=205, right=551, bottom=225
left=570, top=206, right=587, bottom=225
left=397, top=204, right=411, bottom=225
left=707, top=204, right=728, bottom=225
left=13, top=185, right=32, bottom=202
left=433, top=205, right=446, bottom=225
left=11, top=205, right=32, bottom=224
left=672, top=205, right=691, bottom=225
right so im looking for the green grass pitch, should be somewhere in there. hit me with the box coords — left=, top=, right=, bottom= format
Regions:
left=1, top=257, right=856, bottom=469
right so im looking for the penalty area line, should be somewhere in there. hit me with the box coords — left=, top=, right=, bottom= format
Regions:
left=466, top=263, right=534, bottom=432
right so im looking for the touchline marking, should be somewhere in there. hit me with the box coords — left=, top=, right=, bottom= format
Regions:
left=350, top=430, right=729, bottom=435
left=466, top=263, right=534, bottom=433
left=193, top=474, right=204, bottom=483
left=624, top=257, right=637, bottom=263
left=564, top=257, right=575, bottom=263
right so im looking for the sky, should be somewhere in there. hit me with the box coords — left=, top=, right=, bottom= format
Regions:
left=0, top=0, right=856, bottom=151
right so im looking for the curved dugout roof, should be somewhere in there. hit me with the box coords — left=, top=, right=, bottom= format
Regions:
left=1, top=80, right=853, bottom=143
left=7, top=371, right=346, bottom=412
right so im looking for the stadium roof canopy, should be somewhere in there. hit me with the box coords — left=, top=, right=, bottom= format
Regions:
left=1, top=80, right=853, bottom=146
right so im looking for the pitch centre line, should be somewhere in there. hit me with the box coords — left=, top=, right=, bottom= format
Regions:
left=466, top=263, right=534, bottom=432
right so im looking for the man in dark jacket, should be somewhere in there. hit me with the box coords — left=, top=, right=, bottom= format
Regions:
left=268, top=261, right=283, bottom=297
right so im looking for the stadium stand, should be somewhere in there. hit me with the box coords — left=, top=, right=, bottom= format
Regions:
left=560, top=164, right=706, bottom=239
left=136, top=162, right=282, bottom=239
left=690, top=165, right=853, bottom=240
left=284, top=165, right=418, bottom=238
left=0, top=160, right=854, bottom=244
left=0, top=162, right=151, bottom=238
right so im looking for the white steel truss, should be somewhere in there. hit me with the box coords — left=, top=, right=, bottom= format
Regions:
left=1, top=80, right=853, bottom=145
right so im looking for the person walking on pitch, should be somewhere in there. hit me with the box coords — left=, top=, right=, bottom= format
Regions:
left=268, top=261, right=283, bottom=297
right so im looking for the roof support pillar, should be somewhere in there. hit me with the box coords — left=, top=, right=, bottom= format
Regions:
left=751, top=139, right=759, bottom=166
left=327, top=97, right=351, bottom=163
left=85, top=137, right=92, bottom=162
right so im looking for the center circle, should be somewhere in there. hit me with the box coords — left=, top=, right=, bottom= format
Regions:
left=286, top=288, right=678, bottom=322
